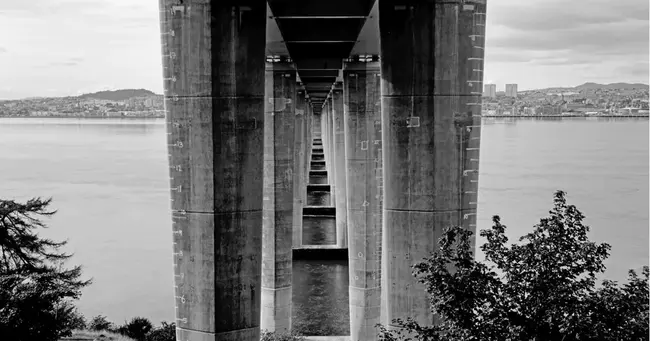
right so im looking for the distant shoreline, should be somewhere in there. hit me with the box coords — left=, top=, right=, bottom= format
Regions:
left=484, top=115, right=648, bottom=118
left=0, top=115, right=164, bottom=119
left=1, top=115, right=648, bottom=119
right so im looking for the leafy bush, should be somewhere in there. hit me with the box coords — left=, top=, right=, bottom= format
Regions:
left=68, top=307, right=88, bottom=329
left=115, top=317, right=154, bottom=341
left=89, top=314, right=115, bottom=331
left=260, top=330, right=306, bottom=341
left=377, top=190, right=649, bottom=341
left=145, top=321, right=176, bottom=341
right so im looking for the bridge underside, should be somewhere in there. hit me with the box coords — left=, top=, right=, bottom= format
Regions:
left=159, top=0, right=487, bottom=340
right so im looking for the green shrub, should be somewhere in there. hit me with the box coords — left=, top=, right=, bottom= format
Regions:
left=377, top=190, right=649, bottom=341
left=89, top=315, right=115, bottom=331
left=116, top=317, right=154, bottom=341
left=145, top=322, right=176, bottom=341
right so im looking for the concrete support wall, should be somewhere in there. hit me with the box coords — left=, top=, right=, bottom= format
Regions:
left=293, top=90, right=307, bottom=249
left=344, top=63, right=382, bottom=341
left=159, top=2, right=267, bottom=340
left=305, top=103, right=313, bottom=184
left=378, top=0, right=486, bottom=328
left=332, top=84, right=348, bottom=248
left=321, top=104, right=331, bottom=181
left=261, top=63, right=297, bottom=332
left=327, top=98, right=337, bottom=204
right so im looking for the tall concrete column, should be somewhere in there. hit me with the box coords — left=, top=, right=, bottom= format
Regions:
left=321, top=104, right=331, bottom=180
left=304, top=102, right=314, bottom=191
left=160, top=2, right=266, bottom=341
left=261, top=63, right=297, bottom=332
left=379, top=0, right=487, bottom=328
left=344, top=62, right=382, bottom=341
left=332, top=83, right=348, bottom=248
left=292, top=90, right=307, bottom=249
left=327, top=98, right=337, bottom=204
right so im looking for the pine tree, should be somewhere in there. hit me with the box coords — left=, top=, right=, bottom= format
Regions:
left=0, top=197, right=91, bottom=341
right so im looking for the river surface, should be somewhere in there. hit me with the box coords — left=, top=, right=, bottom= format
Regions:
left=0, top=117, right=647, bottom=334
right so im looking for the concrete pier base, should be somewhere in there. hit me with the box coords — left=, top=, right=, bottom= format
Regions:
left=378, top=0, right=486, bottom=329
left=344, top=62, right=382, bottom=341
left=159, top=1, right=267, bottom=341
left=261, top=63, right=297, bottom=332
left=332, top=83, right=348, bottom=248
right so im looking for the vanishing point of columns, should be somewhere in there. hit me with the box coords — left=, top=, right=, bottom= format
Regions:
left=160, top=1, right=487, bottom=341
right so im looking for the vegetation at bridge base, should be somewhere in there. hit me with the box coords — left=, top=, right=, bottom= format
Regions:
left=261, top=329, right=306, bottom=341
left=0, top=197, right=176, bottom=341
left=376, top=190, right=649, bottom=341
left=86, top=315, right=176, bottom=341
left=0, top=197, right=91, bottom=341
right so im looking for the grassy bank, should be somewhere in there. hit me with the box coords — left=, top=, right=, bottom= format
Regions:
left=61, top=330, right=135, bottom=341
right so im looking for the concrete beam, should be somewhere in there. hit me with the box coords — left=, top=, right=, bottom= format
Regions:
left=378, top=0, right=486, bottom=329
left=295, top=58, right=343, bottom=70
left=301, top=77, right=337, bottom=84
left=299, top=70, right=340, bottom=78
left=261, top=63, right=297, bottom=332
left=277, top=18, right=366, bottom=42
left=287, top=42, right=356, bottom=59
left=267, top=0, right=375, bottom=17
left=159, top=1, right=267, bottom=341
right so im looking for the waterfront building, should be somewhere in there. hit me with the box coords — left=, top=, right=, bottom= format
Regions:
left=506, top=83, right=518, bottom=98
left=484, top=83, right=497, bottom=98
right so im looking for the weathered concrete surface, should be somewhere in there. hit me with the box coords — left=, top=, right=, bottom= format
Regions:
left=320, top=105, right=331, bottom=182
left=378, top=0, right=486, bottom=329
left=160, top=1, right=267, bottom=341
left=261, top=63, right=297, bottom=332
left=332, top=83, right=348, bottom=248
left=293, top=90, right=307, bottom=249
left=325, top=99, right=337, bottom=216
left=343, top=62, right=382, bottom=341
left=304, top=102, right=314, bottom=208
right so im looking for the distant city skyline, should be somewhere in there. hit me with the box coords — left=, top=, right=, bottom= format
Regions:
left=0, top=0, right=648, bottom=100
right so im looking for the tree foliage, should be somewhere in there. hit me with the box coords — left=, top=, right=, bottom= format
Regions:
left=115, top=316, right=154, bottom=341
left=144, top=322, right=176, bottom=341
left=0, top=197, right=91, bottom=341
left=89, top=315, right=115, bottom=332
left=378, top=190, right=649, bottom=341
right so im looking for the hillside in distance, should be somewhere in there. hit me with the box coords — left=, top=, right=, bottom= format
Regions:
left=575, top=82, right=649, bottom=90
left=79, top=89, right=159, bottom=101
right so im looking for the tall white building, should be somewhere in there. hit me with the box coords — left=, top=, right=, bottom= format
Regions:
left=483, top=83, right=496, bottom=98
left=505, top=83, right=518, bottom=98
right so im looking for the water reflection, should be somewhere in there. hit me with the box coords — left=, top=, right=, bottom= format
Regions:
left=293, top=260, right=349, bottom=336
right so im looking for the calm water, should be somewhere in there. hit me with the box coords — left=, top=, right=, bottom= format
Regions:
left=0, top=117, right=647, bottom=333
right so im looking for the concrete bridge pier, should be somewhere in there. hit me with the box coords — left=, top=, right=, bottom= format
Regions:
left=343, top=62, right=382, bottom=341
left=261, top=62, right=297, bottom=332
left=292, top=90, right=307, bottom=249
left=379, top=0, right=486, bottom=329
left=332, top=83, right=348, bottom=248
left=304, top=102, right=314, bottom=190
left=159, top=1, right=267, bottom=341
left=327, top=98, right=337, bottom=209
left=320, top=104, right=331, bottom=183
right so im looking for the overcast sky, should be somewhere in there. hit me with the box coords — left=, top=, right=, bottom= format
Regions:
left=0, top=0, right=648, bottom=99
